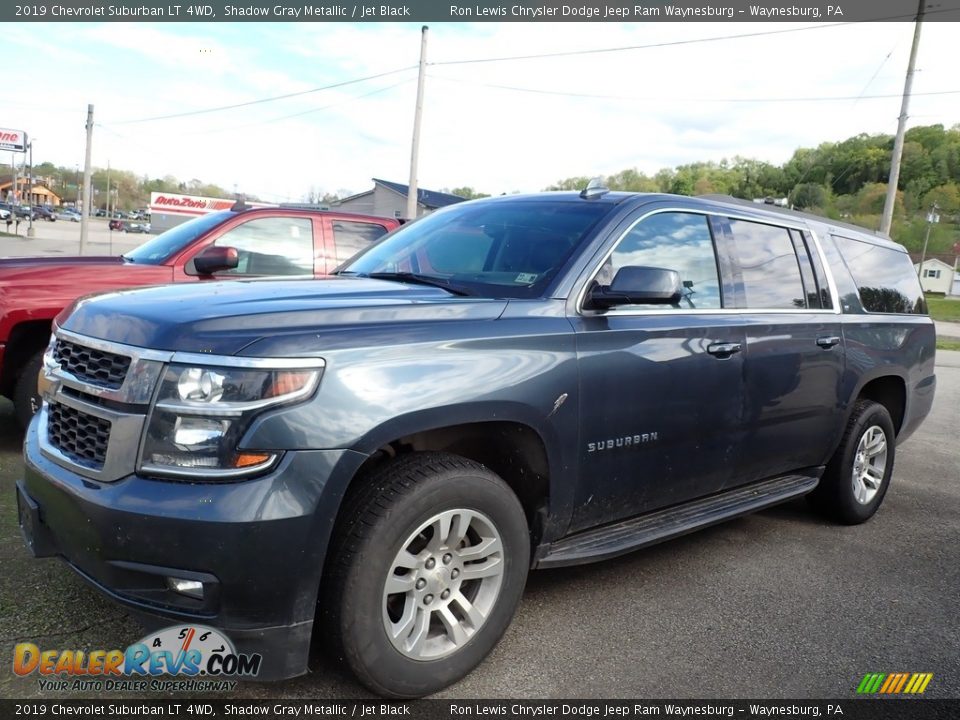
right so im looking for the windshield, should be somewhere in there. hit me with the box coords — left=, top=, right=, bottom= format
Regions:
left=122, top=211, right=235, bottom=264
left=340, top=200, right=612, bottom=299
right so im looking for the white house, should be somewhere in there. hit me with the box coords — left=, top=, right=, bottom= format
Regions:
left=913, top=258, right=958, bottom=294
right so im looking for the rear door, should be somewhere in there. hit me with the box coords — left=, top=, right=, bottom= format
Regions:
left=714, top=216, right=845, bottom=486
left=568, top=208, right=745, bottom=532
left=322, top=217, right=392, bottom=273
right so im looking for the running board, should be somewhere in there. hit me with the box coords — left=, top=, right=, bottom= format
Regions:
left=535, top=471, right=821, bottom=569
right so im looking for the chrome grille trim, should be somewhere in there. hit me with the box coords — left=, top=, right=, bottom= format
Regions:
left=52, top=339, right=131, bottom=389
left=43, top=328, right=172, bottom=405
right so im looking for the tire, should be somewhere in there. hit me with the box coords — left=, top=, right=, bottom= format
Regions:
left=322, top=452, right=530, bottom=698
left=13, top=350, right=44, bottom=431
left=808, top=400, right=896, bottom=525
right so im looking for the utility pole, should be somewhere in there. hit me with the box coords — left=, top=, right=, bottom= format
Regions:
left=917, top=203, right=939, bottom=282
left=80, top=104, right=94, bottom=254
left=406, top=25, right=428, bottom=221
left=106, top=160, right=111, bottom=217
left=880, top=0, right=924, bottom=236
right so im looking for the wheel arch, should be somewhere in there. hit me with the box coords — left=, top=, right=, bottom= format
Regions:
left=1, top=319, right=52, bottom=398
left=854, top=374, right=907, bottom=436
left=347, top=412, right=557, bottom=547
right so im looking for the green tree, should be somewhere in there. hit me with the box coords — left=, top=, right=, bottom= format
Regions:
left=789, top=183, right=829, bottom=210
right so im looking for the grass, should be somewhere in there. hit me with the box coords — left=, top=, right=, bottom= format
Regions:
left=926, top=294, right=960, bottom=323
left=936, top=339, right=960, bottom=352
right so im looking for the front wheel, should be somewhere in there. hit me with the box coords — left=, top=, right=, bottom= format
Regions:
left=322, top=452, right=529, bottom=698
left=808, top=400, right=896, bottom=524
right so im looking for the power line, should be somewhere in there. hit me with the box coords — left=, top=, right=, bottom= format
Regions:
left=430, top=22, right=852, bottom=66
left=176, top=80, right=415, bottom=136
left=109, top=66, right=417, bottom=125
left=428, top=74, right=960, bottom=104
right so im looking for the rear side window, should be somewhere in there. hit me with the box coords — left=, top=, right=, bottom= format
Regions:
left=728, top=219, right=807, bottom=309
left=332, top=220, right=389, bottom=265
left=833, top=235, right=926, bottom=314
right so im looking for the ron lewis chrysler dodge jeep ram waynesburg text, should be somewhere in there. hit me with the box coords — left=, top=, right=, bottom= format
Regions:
left=18, top=189, right=935, bottom=697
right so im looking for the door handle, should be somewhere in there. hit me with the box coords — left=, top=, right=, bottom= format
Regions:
left=817, top=335, right=841, bottom=349
left=707, top=342, right=742, bottom=357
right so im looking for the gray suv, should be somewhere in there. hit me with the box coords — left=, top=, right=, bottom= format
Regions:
left=18, top=190, right=935, bottom=697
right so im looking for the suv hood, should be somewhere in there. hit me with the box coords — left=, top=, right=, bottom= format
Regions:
left=60, top=277, right=508, bottom=356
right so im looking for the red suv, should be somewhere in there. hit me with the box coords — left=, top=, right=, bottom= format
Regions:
left=0, top=204, right=400, bottom=427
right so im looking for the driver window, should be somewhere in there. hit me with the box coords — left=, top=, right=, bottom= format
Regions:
left=604, top=212, right=722, bottom=309
left=213, top=217, right=314, bottom=276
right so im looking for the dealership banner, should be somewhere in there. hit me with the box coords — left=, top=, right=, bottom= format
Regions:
left=0, top=128, right=27, bottom=153
left=6, top=0, right=960, bottom=23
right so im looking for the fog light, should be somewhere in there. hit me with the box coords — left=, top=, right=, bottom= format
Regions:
left=166, top=577, right=204, bottom=599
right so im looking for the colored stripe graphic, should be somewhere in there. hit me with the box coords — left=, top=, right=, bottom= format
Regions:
left=857, top=672, right=932, bottom=694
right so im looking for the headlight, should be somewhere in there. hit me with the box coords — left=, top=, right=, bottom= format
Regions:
left=140, top=361, right=323, bottom=479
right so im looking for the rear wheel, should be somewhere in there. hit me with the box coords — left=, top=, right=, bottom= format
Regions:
left=322, top=452, right=529, bottom=698
left=809, top=400, right=895, bottom=524
left=13, top=350, right=44, bottom=431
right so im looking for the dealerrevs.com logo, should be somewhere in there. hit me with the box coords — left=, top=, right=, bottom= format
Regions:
left=13, top=625, right=261, bottom=692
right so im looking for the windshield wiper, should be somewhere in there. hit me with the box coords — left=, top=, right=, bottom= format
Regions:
left=365, top=272, right=474, bottom=297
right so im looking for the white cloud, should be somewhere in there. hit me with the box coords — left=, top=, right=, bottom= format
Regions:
left=6, top=21, right=958, bottom=203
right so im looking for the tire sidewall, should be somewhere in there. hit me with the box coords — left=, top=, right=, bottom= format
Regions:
left=339, top=470, right=529, bottom=698
left=14, top=350, right=44, bottom=431
left=833, top=403, right=896, bottom=523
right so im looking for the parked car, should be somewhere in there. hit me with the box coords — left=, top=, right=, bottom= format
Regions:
left=13, top=205, right=34, bottom=220
left=0, top=206, right=9, bottom=221
left=107, top=218, right=124, bottom=230
left=32, top=206, right=56, bottom=221
left=16, top=190, right=935, bottom=697
left=54, top=209, right=81, bottom=222
left=123, top=221, right=151, bottom=233
left=0, top=204, right=400, bottom=427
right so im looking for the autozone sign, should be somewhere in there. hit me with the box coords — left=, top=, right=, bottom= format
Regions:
left=150, top=191, right=272, bottom=217
left=0, top=128, right=27, bottom=153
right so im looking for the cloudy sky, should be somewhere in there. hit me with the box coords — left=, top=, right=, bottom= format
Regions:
left=5, top=20, right=958, bottom=201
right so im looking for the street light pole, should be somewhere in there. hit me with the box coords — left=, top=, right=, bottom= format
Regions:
left=27, top=140, right=35, bottom=238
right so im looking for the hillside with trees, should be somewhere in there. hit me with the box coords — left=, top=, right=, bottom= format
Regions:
left=548, top=124, right=960, bottom=258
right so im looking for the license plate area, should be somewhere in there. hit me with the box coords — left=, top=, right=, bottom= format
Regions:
left=16, top=483, right=57, bottom=558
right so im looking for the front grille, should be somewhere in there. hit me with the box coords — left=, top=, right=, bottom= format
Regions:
left=53, top=339, right=131, bottom=389
left=47, top=402, right=111, bottom=468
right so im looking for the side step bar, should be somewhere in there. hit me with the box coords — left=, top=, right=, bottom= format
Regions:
left=534, top=471, right=821, bottom=569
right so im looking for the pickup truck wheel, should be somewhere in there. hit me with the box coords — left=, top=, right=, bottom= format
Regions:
left=323, top=452, right=529, bottom=698
left=809, top=400, right=895, bottom=525
left=13, top=350, right=44, bottom=430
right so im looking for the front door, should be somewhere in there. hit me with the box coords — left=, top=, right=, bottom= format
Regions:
left=569, top=210, right=744, bottom=533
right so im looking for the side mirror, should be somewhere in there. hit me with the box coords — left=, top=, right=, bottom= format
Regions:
left=587, top=266, right=682, bottom=309
left=193, top=246, right=239, bottom=276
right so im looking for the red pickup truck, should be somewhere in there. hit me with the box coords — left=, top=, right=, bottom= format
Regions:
left=0, top=204, right=400, bottom=427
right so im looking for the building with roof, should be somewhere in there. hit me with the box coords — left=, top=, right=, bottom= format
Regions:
left=0, top=175, right=62, bottom=206
left=333, top=178, right=465, bottom=219
left=914, top=257, right=958, bottom=295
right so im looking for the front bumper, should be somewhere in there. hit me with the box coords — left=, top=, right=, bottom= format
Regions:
left=20, top=417, right=367, bottom=680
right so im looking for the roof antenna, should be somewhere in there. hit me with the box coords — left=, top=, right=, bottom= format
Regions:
left=580, top=177, right=609, bottom=200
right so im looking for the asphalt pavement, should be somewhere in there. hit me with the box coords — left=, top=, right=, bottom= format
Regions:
left=0, top=355, right=957, bottom=700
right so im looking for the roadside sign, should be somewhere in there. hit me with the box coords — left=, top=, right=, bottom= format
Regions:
left=0, top=128, right=27, bottom=152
